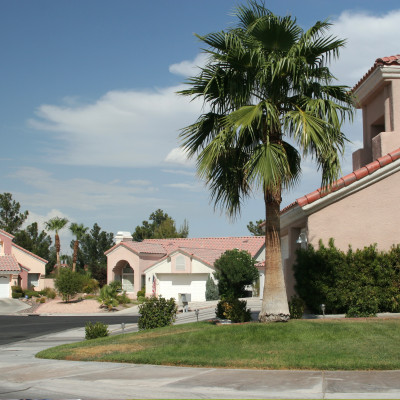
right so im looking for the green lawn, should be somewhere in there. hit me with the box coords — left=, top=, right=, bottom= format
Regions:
left=36, top=319, right=400, bottom=370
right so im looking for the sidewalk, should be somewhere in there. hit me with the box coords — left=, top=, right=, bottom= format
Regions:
left=1, top=301, right=400, bottom=399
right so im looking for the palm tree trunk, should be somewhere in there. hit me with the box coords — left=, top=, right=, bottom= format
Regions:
left=55, top=233, right=61, bottom=269
left=72, top=240, right=79, bottom=272
left=258, top=188, right=290, bottom=322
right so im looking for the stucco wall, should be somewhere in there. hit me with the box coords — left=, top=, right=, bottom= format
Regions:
left=12, top=246, right=46, bottom=275
left=308, top=170, right=400, bottom=251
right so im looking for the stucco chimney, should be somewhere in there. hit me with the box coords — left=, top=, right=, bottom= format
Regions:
left=115, top=231, right=132, bottom=244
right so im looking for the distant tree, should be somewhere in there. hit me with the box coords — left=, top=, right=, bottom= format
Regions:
left=133, top=209, right=189, bottom=241
left=44, top=217, right=69, bottom=269
left=205, top=275, right=219, bottom=300
left=69, top=223, right=88, bottom=272
left=247, top=219, right=264, bottom=236
left=77, top=223, right=114, bottom=286
left=14, top=222, right=52, bottom=260
left=0, top=192, right=29, bottom=234
left=213, top=249, right=259, bottom=299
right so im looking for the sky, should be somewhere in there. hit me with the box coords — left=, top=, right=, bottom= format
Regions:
left=1, top=0, right=400, bottom=253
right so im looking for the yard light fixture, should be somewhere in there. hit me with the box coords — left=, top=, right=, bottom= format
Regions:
left=321, top=304, right=326, bottom=318
left=296, top=232, right=308, bottom=244
left=195, top=309, right=199, bottom=322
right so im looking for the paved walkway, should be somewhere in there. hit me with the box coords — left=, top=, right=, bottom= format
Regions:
left=1, top=301, right=400, bottom=399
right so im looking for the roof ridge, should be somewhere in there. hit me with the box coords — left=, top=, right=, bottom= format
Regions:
left=293, top=148, right=400, bottom=209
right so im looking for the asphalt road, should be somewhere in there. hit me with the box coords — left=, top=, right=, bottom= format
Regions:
left=0, top=315, right=139, bottom=345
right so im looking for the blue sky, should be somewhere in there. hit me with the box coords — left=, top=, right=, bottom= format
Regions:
left=1, top=1, right=400, bottom=252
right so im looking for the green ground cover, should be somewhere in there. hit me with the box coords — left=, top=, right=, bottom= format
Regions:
left=36, top=319, right=400, bottom=370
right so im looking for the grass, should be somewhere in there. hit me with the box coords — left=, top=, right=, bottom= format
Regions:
left=36, top=318, right=400, bottom=370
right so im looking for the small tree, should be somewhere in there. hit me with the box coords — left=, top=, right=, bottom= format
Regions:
left=0, top=192, right=29, bottom=234
left=205, top=275, right=219, bottom=300
left=54, top=268, right=84, bottom=302
left=213, top=249, right=259, bottom=300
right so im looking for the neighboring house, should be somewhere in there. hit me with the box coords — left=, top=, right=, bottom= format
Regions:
left=0, top=229, right=47, bottom=298
left=266, top=55, right=400, bottom=299
left=106, top=233, right=265, bottom=301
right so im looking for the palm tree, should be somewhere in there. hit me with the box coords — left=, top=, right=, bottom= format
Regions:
left=44, top=217, right=69, bottom=270
left=69, top=223, right=88, bottom=272
left=179, top=2, right=354, bottom=322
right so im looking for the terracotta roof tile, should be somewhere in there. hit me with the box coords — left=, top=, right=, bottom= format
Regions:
left=282, top=148, right=400, bottom=212
left=352, top=54, right=400, bottom=93
left=0, top=229, right=15, bottom=239
left=0, top=255, right=21, bottom=272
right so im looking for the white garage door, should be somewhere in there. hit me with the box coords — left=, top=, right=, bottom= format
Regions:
left=0, top=275, right=10, bottom=299
left=157, top=274, right=208, bottom=302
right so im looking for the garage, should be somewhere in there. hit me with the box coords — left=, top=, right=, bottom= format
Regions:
left=157, top=273, right=208, bottom=302
left=0, top=275, right=10, bottom=299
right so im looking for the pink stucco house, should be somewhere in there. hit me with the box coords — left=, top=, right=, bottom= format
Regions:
left=0, top=229, right=47, bottom=298
left=106, top=234, right=265, bottom=301
left=274, top=54, right=400, bottom=299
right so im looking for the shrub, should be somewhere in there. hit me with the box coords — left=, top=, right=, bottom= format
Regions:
left=40, top=287, right=56, bottom=299
left=205, top=275, right=219, bottom=300
left=12, top=285, right=23, bottom=294
left=294, top=240, right=400, bottom=315
left=288, top=295, right=305, bottom=319
left=216, top=298, right=252, bottom=322
left=82, top=278, right=99, bottom=294
left=98, top=284, right=119, bottom=310
left=24, top=290, right=40, bottom=298
left=109, top=280, right=122, bottom=292
left=85, top=321, right=109, bottom=340
left=12, top=292, right=22, bottom=299
left=138, top=296, right=177, bottom=330
left=213, top=249, right=259, bottom=299
left=40, top=297, right=46, bottom=303
left=117, top=291, right=131, bottom=305
left=54, top=268, right=84, bottom=302
left=136, top=286, right=146, bottom=298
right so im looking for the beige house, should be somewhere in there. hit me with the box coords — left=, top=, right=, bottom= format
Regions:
left=274, top=54, right=400, bottom=299
left=106, top=234, right=265, bottom=301
left=0, top=229, right=47, bottom=298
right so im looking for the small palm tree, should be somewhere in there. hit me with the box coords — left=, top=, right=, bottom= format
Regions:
left=69, top=223, right=88, bottom=272
left=44, top=217, right=69, bottom=270
left=179, top=1, right=354, bottom=322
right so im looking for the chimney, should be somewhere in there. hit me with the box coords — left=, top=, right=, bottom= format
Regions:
left=115, top=231, right=132, bottom=244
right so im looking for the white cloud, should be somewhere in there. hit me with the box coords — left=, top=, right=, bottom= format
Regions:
left=329, top=10, right=400, bottom=86
left=10, top=167, right=162, bottom=212
left=164, top=147, right=195, bottom=166
left=127, top=179, right=152, bottom=186
left=29, top=85, right=203, bottom=168
left=164, top=182, right=204, bottom=192
left=162, top=169, right=196, bottom=177
left=169, top=53, right=209, bottom=77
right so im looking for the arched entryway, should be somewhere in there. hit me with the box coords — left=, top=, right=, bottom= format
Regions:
left=112, top=260, right=134, bottom=294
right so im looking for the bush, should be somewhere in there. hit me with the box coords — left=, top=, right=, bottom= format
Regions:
left=205, top=275, right=219, bottom=300
left=82, top=278, right=99, bottom=294
left=294, top=240, right=400, bottom=315
left=24, top=290, right=40, bottom=298
left=288, top=295, right=305, bottom=319
left=98, top=284, right=119, bottom=310
left=138, top=296, right=177, bottom=330
left=213, top=249, right=259, bottom=299
left=40, top=287, right=56, bottom=299
left=216, top=298, right=252, bottom=322
left=12, top=292, right=22, bottom=299
left=109, top=280, right=122, bottom=292
left=136, top=286, right=146, bottom=298
left=85, top=321, right=109, bottom=340
left=54, top=268, right=84, bottom=302
left=117, top=291, right=131, bottom=305
left=12, top=285, right=23, bottom=294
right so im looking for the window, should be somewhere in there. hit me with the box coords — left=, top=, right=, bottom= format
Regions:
left=176, top=255, right=185, bottom=271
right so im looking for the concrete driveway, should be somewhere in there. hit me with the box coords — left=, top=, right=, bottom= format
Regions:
left=0, top=298, right=30, bottom=315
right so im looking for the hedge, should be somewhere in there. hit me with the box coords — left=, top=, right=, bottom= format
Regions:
left=294, top=239, right=400, bottom=317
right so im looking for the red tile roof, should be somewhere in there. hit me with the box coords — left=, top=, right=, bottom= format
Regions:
left=352, top=54, right=400, bottom=93
left=284, top=148, right=400, bottom=211
left=0, top=229, right=15, bottom=239
left=0, top=255, right=21, bottom=272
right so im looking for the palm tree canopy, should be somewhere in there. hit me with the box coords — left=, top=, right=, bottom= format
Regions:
left=44, top=217, right=69, bottom=233
left=179, top=1, right=354, bottom=216
left=69, top=223, right=88, bottom=241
